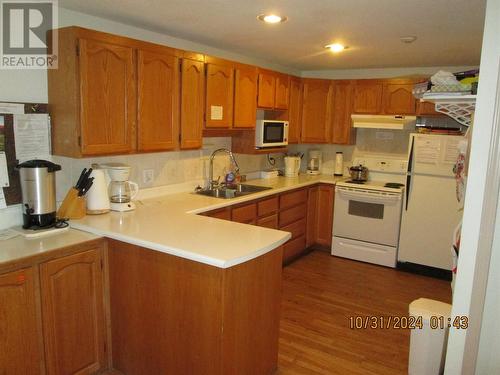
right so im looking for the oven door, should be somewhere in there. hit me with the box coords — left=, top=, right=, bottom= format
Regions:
left=333, top=186, right=403, bottom=246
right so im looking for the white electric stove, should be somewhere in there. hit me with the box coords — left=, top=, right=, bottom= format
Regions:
left=332, top=155, right=407, bottom=268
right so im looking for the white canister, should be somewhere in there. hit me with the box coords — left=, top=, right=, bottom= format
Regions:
left=86, top=169, right=111, bottom=214
left=334, top=152, right=344, bottom=176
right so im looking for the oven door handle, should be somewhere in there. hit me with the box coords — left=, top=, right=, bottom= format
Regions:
left=337, top=189, right=402, bottom=204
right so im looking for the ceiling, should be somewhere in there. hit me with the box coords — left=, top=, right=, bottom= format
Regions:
left=59, top=0, right=486, bottom=71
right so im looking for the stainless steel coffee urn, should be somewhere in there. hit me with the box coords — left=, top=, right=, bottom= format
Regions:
left=17, top=160, right=61, bottom=229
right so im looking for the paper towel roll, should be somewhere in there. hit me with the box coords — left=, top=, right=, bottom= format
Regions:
left=334, top=152, right=343, bottom=176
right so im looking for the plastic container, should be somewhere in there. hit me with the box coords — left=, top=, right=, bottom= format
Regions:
left=408, top=298, right=452, bottom=375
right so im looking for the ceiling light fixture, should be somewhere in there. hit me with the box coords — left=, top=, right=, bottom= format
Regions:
left=257, top=14, right=288, bottom=24
left=325, top=43, right=348, bottom=53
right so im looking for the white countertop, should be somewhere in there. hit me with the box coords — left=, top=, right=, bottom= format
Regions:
left=69, top=174, right=344, bottom=268
left=0, top=229, right=101, bottom=266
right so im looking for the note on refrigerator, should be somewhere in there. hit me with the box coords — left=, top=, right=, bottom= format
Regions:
left=0, top=188, right=6, bottom=209
left=414, top=136, right=441, bottom=164
left=0, top=102, right=24, bottom=114
left=13, top=114, right=51, bottom=162
left=443, top=137, right=462, bottom=164
left=0, top=152, right=8, bottom=187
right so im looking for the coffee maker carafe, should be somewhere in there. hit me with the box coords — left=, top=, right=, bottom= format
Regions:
left=101, top=163, right=139, bottom=212
left=306, top=149, right=322, bottom=175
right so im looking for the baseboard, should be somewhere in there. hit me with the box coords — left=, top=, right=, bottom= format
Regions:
left=397, top=261, right=452, bottom=281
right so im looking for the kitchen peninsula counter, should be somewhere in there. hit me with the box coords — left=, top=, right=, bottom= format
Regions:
left=70, top=174, right=344, bottom=268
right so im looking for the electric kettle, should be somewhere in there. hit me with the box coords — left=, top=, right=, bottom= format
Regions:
left=284, top=156, right=301, bottom=177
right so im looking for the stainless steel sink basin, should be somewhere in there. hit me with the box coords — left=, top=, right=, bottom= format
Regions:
left=195, top=184, right=272, bottom=199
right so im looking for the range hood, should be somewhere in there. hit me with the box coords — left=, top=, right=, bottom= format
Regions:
left=351, top=114, right=417, bottom=130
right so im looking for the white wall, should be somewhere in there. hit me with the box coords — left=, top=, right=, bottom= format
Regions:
left=302, top=66, right=479, bottom=79
left=445, top=0, right=500, bottom=373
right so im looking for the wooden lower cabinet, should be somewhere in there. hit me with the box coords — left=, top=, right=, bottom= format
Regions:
left=316, top=185, right=335, bottom=247
left=0, top=267, right=42, bottom=375
left=257, top=214, right=279, bottom=229
left=108, top=239, right=282, bottom=375
left=40, top=248, right=107, bottom=375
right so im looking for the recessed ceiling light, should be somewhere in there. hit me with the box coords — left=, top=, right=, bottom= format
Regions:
left=325, top=43, right=348, bottom=53
left=257, top=14, right=288, bottom=24
left=400, top=36, right=417, bottom=44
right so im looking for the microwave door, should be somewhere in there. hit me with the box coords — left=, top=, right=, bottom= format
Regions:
left=264, top=123, right=284, bottom=144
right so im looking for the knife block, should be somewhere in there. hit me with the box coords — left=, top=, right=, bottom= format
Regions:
left=57, top=188, right=86, bottom=219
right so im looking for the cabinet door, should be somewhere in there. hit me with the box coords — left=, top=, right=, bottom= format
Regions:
left=137, top=50, right=179, bottom=151
left=306, top=186, right=319, bottom=247
left=206, top=63, right=234, bottom=128
left=383, top=83, right=416, bottom=114
left=79, top=38, right=135, bottom=155
left=180, top=59, right=205, bottom=149
left=234, top=64, right=258, bottom=128
left=417, top=100, right=443, bottom=116
left=331, top=81, right=356, bottom=145
left=275, top=74, right=290, bottom=109
left=301, top=79, right=332, bottom=143
left=316, top=185, right=334, bottom=247
left=352, top=82, right=383, bottom=114
left=257, top=71, right=276, bottom=109
left=0, top=268, right=41, bottom=375
left=287, top=77, right=302, bottom=143
left=40, top=249, right=106, bottom=375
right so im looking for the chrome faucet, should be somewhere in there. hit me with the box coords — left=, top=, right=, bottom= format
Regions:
left=209, top=148, right=240, bottom=189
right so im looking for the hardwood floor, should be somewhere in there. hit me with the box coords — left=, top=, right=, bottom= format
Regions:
left=277, top=250, right=452, bottom=375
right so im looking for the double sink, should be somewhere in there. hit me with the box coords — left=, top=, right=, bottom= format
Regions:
left=196, top=184, right=272, bottom=199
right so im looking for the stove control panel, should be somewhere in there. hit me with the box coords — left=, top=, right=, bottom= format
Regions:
left=352, top=157, right=407, bottom=173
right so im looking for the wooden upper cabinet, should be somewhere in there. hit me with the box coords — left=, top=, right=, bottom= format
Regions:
left=0, top=267, right=41, bottom=375
left=382, top=83, right=416, bottom=114
left=205, top=62, right=234, bottom=128
left=40, top=248, right=106, bottom=375
left=257, top=70, right=276, bottom=109
left=417, top=100, right=443, bottom=116
left=301, top=79, right=333, bottom=143
left=180, top=58, right=205, bottom=149
left=352, top=81, right=383, bottom=114
left=79, top=38, right=136, bottom=155
left=257, top=69, right=289, bottom=110
left=233, top=64, right=258, bottom=128
left=275, top=74, right=290, bottom=109
left=331, top=80, right=356, bottom=145
left=137, top=49, right=179, bottom=151
left=287, top=77, right=302, bottom=143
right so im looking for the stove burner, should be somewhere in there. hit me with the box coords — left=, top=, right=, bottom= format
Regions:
left=345, top=180, right=366, bottom=184
left=384, top=182, right=405, bottom=188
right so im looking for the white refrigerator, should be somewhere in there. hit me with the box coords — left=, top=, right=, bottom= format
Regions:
left=398, top=133, right=465, bottom=270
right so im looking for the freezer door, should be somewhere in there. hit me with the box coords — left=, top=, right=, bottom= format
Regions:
left=411, top=134, right=464, bottom=177
left=398, top=174, right=463, bottom=270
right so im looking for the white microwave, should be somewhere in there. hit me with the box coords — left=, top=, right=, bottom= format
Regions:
left=255, top=120, right=289, bottom=148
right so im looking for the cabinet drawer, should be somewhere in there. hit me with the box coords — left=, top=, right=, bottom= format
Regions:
left=257, top=214, right=278, bottom=229
left=283, top=235, right=307, bottom=263
left=206, top=208, right=231, bottom=221
left=258, top=196, right=279, bottom=217
left=232, top=202, right=257, bottom=223
left=280, top=189, right=307, bottom=210
left=279, top=203, right=307, bottom=227
left=281, top=218, right=306, bottom=240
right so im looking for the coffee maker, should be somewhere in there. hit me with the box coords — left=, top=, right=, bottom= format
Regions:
left=101, top=163, right=139, bottom=212
left=306, top=150, right=322, bottom=175
left=17, top=160, right=61, bottom=229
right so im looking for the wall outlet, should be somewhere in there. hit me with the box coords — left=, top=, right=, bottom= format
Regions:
left=143, top=169, right=154, bottom=185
